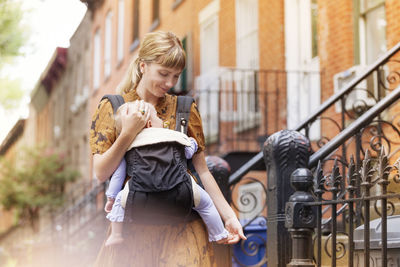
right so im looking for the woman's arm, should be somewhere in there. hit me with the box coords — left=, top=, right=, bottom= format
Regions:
left=192, top=151, right=246, bottom=244
left=93, top=101, right=150, bottom=182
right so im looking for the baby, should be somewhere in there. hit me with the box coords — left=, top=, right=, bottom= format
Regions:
left=104, top=102, right=231, bottom=246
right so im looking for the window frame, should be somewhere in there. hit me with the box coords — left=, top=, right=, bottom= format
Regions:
left=150, top=0, right=160, bottom=31
left=93, top=28, right=101, bottom=91
left=130, top=0, right=140, bottom=52
left=117, top=0, right=125, bottom=65
left=104, top=10, right=113, bottom=80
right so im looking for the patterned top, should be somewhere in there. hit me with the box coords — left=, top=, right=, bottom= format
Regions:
left=90, top=89, right=205, bottom=155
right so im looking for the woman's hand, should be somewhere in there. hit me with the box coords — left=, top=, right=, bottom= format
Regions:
left=192, top=152, right=246, bottom=245
left=224, top=216, right=246, bottom=244
left=119, top=100, right=150, bottom=141
left=93, top=100, right=151, bottom=183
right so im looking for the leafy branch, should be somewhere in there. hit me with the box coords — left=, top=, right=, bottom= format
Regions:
left=0, top=146, right=79, bottom=231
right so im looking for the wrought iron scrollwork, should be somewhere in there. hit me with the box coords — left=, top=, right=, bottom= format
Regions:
left=379, top=59, right=400, bottom=91
left=308, top=147, right=400, bottom=263
left=229, top=177, right=268, bottom=267
left=230, top=177, right=267, bottom=227
left=323, top=232, right=348, bottom=260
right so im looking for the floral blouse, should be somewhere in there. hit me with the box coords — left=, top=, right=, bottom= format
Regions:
left=89, top=90, right=205, bottom=155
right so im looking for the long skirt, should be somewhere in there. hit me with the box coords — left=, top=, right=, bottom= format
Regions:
left=94, top=218, right=231, bottom=267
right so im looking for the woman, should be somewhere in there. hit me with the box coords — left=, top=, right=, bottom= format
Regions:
left=90, top=31, right=245, bottom=266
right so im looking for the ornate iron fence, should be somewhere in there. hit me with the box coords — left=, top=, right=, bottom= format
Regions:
left=230, top=175, right=268, bottom=267
left=193, top=68, right=323, bottom=156
left=232, top=42, right=400, bottom=267
left=229, top=41, right=400, bottom=184
left=286, top=148, right=400, bottom=267
left=283, top=85, right=400, bottom=266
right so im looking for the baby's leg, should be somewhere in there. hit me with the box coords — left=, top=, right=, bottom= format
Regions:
left=105, top=190, right=126, bottom=246
left=191, top=179, right=229, bottom=242
left=105, top=222, right=124, bottom=246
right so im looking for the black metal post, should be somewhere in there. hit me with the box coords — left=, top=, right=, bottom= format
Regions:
left=285, top=168, right=317, bottom=267
left=206, top=155, right=232, bottom=203
left=263, top=130, right=311, bottom=266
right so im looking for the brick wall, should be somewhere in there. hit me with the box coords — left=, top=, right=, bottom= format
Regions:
left=386, top=0, right=400, bottom=48
left=219, top=0, right=236, bottom=67
left=259, top=0, right=285, bottom=70
left=318, top=0, right=355, bottom=102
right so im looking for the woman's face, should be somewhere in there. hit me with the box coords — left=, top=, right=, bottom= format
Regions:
left=141, top=62, right=182, bottom=98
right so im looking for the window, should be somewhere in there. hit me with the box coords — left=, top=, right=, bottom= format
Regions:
left=311, top=0, right=318, bottom=58
left=93, top=29, right=101, bottom=90
left=357, top=0, right=387, bottom=98
left=234, top=0, right=260, bottom=132
left=104, top=11, right=112, bottom=79
left=172, top=0, right=184, bottom=10
left=285, top=0, right=321, bottom=140
left=197, top=0, right=220, bottom=143
left=117, top=0, right=125, bottom=63
left=131, top=0, right=140, bottom=51
left=359, top=0, right=386, bottom=65
left=235, top=0, right=259, bottom=69
left=151, top=0, right=160, bottom=30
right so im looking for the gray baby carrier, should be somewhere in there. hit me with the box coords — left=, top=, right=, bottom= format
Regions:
left=101, top=94, right=197, bottom=224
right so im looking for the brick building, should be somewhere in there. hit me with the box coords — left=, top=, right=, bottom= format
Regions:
left=1, top=0, right=400, bottom=262
left=0, top=11, right=93, bottom=236
left=81, top=0, right=400, bottom=222
left=83, top=0, right=400, bottom=152
left=0, top=120, right=26, bottom=234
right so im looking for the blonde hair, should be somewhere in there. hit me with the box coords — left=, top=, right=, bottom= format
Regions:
left=117, top=31, right=186, bottom=94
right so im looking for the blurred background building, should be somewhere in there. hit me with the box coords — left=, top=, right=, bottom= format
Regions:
left=1, top=0, right=400, bottom=266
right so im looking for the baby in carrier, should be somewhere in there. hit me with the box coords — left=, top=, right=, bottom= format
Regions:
left=105, top=101, right=230, bottom=246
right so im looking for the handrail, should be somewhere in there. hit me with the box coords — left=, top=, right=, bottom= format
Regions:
left=39, top=182, right=106, bottom=238
left=308, top=85, right=400, bottom=167
left=228, top=42, right=400, bottom=185
left=294, top=42, right=400, bottom=131
left=228, top=151, right=263, bottom=184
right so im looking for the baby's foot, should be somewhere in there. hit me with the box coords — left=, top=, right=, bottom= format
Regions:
left=104, top=197, right=115, bottom=213
left=105, top=234, right=124, bottom=246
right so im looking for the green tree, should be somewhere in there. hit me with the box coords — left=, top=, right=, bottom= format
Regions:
left=0, top=78, right=23, bottom=109
left=0, top=0, right=29, bottom=110
left=0, top=146, right=79, bottom=232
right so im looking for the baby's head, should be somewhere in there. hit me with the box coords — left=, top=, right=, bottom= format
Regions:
left=146, top=104, right=163, bottom=128
left=114, top=102, right=163, bottom=134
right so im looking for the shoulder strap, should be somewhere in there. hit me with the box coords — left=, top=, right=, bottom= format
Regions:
left=175, top=95, right=194, bottom=134
left=101, top=94, right=125, bottom=114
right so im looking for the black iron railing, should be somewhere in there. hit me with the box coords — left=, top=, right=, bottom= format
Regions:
left=286, top=148, right=400, bottom=267
left=229, top=41, right=400, bottom=185
left=31, top=181, right=107, bottom=267
left=282, top=43, right=400, bottom=266
left=231, top=41, right=400, bottom=267
left=194, top=68, right=322, bottom=156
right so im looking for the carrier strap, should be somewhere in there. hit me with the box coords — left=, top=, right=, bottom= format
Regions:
left=101, top=94, right=125, bottom=114
left=175, top=96, right=194, bottom=134
left=101, top=94, right=194, bottom=133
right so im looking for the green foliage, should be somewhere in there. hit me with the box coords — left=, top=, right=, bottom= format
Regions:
left=0, top=146, right=80, bottom=229
left=0, top=0, right=29, bottom=110
left=0, top=77, right=23, bottom=109
left=0, top=0, right=27, bottom=66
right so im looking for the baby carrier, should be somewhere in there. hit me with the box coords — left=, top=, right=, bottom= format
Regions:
left=102, top=94, right=197, bottom=224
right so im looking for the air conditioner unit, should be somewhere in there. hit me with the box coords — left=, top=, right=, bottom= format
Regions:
left=333, top=65, right=376, bottom=113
